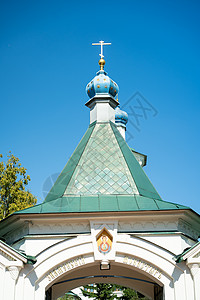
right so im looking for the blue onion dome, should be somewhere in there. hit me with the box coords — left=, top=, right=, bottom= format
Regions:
left=86, top=60, right=119, bottom=99
left=115, top=106, right=128, bottom=127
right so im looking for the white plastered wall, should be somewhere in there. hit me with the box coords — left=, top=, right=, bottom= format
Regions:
left=89, top=101, right=116, bottom=124
left=0, top=242, right=27, bottom=300
left=13, top=232, right=195, bottom=300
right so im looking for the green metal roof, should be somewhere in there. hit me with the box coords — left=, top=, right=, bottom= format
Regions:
left=44, top=121, right=95, bottom=202
left=15, top=121, right=190, bottom=214
left=0, top=240, right=37, bottom=264
left=64, top=122, right=138, bottom=196
left=14, top=195, right=189, bottom=214
left=110, top=122, right=161, bottom=200
left=175, top=241, right=200, bottom=262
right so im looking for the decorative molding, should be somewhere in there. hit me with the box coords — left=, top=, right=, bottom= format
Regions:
left=0, top=241, right=27, bottom=265
left=93, top=223, right=115, bottom=231
left=6, top=266, right=20, bottom=280
left=188, top=263, right=200, bottom=277
left=30, top=222, right=90, bottom=234
left=178, top=219, right=199, bottom=240
left=183, top=243, right=200, bottom=261
left=118, top=221, right=178, bottom=232
left=0, top=249, right=15, bottom=262
left=4, top=221, right=29, bottom=244
left=118, top=219, right=198, bottom=239
left=194, top=252, right=200, bottom=259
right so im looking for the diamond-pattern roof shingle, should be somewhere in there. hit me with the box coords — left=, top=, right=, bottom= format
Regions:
left=14, top=121, right=190, bottom=214
left=64, top=123, right=138, bottom=196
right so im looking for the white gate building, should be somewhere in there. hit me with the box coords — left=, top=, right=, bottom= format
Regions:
left=0, top=50, right=200, bottom=300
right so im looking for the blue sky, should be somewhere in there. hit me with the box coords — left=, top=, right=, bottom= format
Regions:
left=1, top=0, right=200, bottom=213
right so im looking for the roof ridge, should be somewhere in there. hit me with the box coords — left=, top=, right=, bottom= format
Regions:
left=110, top=121, right=162, bottom=200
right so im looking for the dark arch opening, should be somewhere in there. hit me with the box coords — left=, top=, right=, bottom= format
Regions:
left=46, top=275, right=163, bottom=300
left=45, top=261, right=163, bottom=300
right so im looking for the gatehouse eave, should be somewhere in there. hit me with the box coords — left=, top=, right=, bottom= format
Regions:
left=0, top=208, right=200, bottom=249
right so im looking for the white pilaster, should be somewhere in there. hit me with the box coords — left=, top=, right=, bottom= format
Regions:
left=188, top=263, right=200, bottom=300
left=116, top=125, right=126, bottom=140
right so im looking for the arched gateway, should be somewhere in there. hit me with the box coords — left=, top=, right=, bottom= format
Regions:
left=0, top=43, right=200, bottom=300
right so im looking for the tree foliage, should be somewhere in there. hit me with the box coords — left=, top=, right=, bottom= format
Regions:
left=115, top=285, right=149, bottom=299
left=57, top=291, right=81, bottom=300
left=0, top=152, right=37, bottom=220
left=81, top=284, right=149, bottom=300
left=57, top=296, right=77, bottom=300
left=81, top=283, right=117, bottom=300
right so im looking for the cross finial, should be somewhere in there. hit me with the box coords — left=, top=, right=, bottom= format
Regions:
left=92, top=40, right=111, bottom=59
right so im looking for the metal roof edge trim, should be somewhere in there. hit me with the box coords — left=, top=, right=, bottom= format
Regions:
left=0, top=240, right=28, bottom=263
left=154, top=198, right=190, bottom=210
left=175, top=241, right=200, bottom=262
left=44, top=122, right=96, bottom=202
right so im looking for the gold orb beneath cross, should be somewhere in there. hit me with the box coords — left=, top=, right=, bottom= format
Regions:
left=99, top=58, right=105, bottom=70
